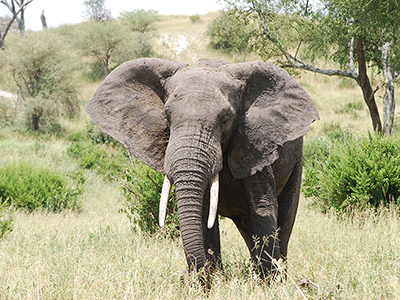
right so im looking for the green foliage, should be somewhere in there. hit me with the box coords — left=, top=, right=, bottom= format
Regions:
left=85, top=60, right=107, bottom=82
left=208, top=10, right=254, bottom=54
left=303, top=133, right=400, bottom=213
left=1, top=31, right=80, bottom=131
left=0, top=161, right=83, bottom=212
left=189, top=14, right=201, bottom=24
left=85, top=121, right=116, bottom=145
left=67, top=122, right=128, bottom=178
left=67, top=141, right=128, bottom=179
left=224, top=0, right=399, bottom=70
left=120, top=161, right=179, bottom=238
left=119, top=9, right=159, bottom=33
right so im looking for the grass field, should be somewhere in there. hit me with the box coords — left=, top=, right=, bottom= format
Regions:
left=1, top=12, right=400, bottom=299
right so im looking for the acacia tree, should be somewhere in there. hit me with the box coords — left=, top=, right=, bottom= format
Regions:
left=78, top=21, right=154, bottom=77
left=3, top=31, right=79, bottom=130
left=0, top=0, right=33, bottom=48
left=224, top=0, right=399, bottom=134
left=119, top=9, right=159, bottom=33
left=83, top=0, right=112, bottom=21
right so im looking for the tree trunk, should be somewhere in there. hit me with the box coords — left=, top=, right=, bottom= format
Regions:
left=381, top=42, right=396, bottom=136
left=31, top=113, right=40, bottom=131
left=18, top=6, right=25, bottom=34
left=40, top=10, right=47, bottom=29
left=355, top=37, right=383, bottom=132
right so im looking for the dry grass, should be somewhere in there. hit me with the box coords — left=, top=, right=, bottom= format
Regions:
left=298, top=71, right=394, bottom=136
left=2, top=185, right=400, bottom=299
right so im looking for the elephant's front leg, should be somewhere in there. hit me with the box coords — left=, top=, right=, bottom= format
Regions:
left=202, top=188, right=222, bottom=273
left=240, top=167, right=281, bottom=279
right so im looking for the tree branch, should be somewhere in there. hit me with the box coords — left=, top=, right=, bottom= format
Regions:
left=252, top=1, right=356, bottom=79
left=0, top=0, right=33, bottom=37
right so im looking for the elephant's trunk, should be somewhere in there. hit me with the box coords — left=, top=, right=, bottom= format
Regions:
left=164, top=131, right=222, bottom=273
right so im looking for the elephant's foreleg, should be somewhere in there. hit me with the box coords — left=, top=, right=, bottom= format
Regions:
left=277, top=158, right=302, bottom=259
left=242, top=167, right=281, bottom=278
left=202, top=189, right=222, bottom=273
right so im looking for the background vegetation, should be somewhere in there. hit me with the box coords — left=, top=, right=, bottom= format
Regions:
left=0, top=3, right=399, bottom=299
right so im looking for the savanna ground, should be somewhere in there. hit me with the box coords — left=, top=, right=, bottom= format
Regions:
left=1, top=13, right=400, bottom=299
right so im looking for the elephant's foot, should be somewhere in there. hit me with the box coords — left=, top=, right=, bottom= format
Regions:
left=254, top=257, right=287, bottom=283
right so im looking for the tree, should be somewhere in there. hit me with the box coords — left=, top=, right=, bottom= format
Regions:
left=77, top=21, right=154, bottom=78
left=0, top=0, right=34, bottom=48
left=1, top=31, right=79, bottom=131
left=119, top=9, right=159, bottom=33
left=40, top=9, right=47, bottom=29
left=83, top=0, right=112, bottom=21
left=224, top=0, right=399, bottom=134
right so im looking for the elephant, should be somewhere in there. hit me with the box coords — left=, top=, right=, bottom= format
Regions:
left=86, top=58, right=319, bottom=283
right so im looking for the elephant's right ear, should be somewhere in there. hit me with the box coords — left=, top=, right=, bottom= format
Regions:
left=86, top=58, right=188, bottom=173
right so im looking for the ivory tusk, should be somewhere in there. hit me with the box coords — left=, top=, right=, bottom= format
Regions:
left=208, top=173, right=219, bottom=229
left=159, top=176, right=172, bottom=227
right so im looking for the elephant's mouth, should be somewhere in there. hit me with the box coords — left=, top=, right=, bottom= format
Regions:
left=158, top=173, right=219, bottom=229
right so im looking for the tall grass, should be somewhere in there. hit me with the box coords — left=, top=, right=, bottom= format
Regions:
left=1, top=192, right=400, bottom=299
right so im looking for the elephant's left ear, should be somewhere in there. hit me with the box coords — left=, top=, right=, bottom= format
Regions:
left=223, top=62, right=319, bottom=179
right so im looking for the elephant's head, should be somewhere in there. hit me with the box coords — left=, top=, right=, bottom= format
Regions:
left=86, top=58, right=318, bottom=274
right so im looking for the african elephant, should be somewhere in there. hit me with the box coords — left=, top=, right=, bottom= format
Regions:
left=86, top=58, right=319, bottom=282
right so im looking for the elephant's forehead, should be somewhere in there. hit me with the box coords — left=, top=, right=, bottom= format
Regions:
left=170, top=67, right=238, bottom=91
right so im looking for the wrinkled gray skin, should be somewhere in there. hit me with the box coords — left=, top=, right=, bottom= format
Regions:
left=86, top=58, right=319, bottom=282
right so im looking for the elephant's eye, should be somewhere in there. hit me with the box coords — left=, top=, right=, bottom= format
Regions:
left=221, top=112, right=232, bottom=128
left=164, top=106, right=171, bottom=124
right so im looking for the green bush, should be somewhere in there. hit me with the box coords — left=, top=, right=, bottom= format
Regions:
left=189, top=14, right=201, bottom=24
left=86, top=121, right=117, bottom=145
left=120, top=161, right=179, bottom=238
left=67, top=140, right=128, bottom=179
left=0, top=161, right=83, bottom=212
left=303, top=133, right=400, bottom=213
left=85, top=60, right=107, bottom=82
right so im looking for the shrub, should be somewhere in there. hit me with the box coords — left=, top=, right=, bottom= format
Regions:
left=67, top=140, right=128, bottom=179
left=86, top=121, right=117, bottom=145
left=303, top=133, right=400, bottom=213
left=190, top=14, right=200, bottom=24
left=85, top=60, right=107, bottom=83
left=120, top=161, right=179, bottom=238
left=0, top=161, right=83, bottom=212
